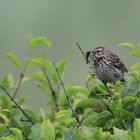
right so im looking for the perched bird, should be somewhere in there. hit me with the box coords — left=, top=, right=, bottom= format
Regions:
left=86, top=46, right=128, bottom=88
left=76, top=43, right=125, bottom=115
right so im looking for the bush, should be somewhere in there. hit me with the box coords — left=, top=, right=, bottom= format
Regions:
left=0, top=36, right=140, bottom=140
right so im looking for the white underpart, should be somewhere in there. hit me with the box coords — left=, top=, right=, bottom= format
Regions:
left=92, top=59, right=123, bottom=83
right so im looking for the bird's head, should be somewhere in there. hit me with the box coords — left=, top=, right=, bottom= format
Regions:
left=85, top=46, right=107, bottom=64
left=92, top=46, right=107, bottom=59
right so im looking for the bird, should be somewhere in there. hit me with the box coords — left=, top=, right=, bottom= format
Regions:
left=76, top=42, right=125, bottom=115
left=85, top=46, right=128, bottom=90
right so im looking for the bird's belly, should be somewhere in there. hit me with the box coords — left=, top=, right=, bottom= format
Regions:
left=93, top=66, right=122, bottom=83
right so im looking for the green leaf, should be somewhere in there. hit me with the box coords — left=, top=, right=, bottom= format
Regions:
left=2, top=96, right=12, bottom=110
left=93, top=111, right=113, bottom=127
left=41, top=120, right=55, bottom=140
left=58, top=84, right=89, bottom=106
left=18, top=121, right=31, bottom=138
left=2, top=137, right=14, bottom=140
left=55, top=110, right=71, bottom=121
left=0, top=124, right=7, bottom=137
left=16, top=96, right=28, bottom=105
left=21, top=77, right=30, bottom=85
left=32, top=71, right=50, bottom=93
left=115, top=108, right=133, bottom=119
left=86, top=73, right=95, bottom=81
left=65, top=118, right=77, bottom=126
left=9, top=128, right=23, bottom=140
left=134, top=98, right=140, bottom=116
left=110, top=99, right=122, bottom=110
left=5, top=52, right=21, bottom=68
left=74, top=126, right=92, bottom=140
left=29, top=35, right=52, bottom=50
left=0, top=113, right=9, bottom=124
left=129, top=71, right=140, bottom=82
left=93, top=127, right=104, bottom=140
left=76, top=98, right=104, bottom=109
left=80, top=126, right=93, bottom=139
left=109, top=118, right=122, bottom=128
left=52, top=60, right=67, bottom=84
left=1, top=73, right=15, bottom=89
left=130, top=50, right=140, bottom=57
left=134, top=118, right=140, bottom=140
left=130, top=62, right=140, bottom=70
left=23, top=108, right=40, bottom=123
left=31, top=124, right=41, bottom=140
left=28, top=57, right=52, bottom=68
left=113, top=127, right=133, bottom=140
left=32, top=71, right=46, bottom=83
left=2, top=109, right=12, bottom=117
left=122, top=96, right=135, bottom=107
left=93, top=127, right=113, bottom=140
left=118, top=42, right=136, bottom=51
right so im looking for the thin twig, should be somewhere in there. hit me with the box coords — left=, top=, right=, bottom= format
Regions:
left=80, top=105, right=98, bottom=124
left=94, top=92, right=114, bottom=116
left=0, top=85, right=34, bottom=125
left=12, top=62, right=29, bottom=99
left=86, top=81, right=114, bottom=116
left=103, top=82, right=112, bottom=94
left=75, top=41, right=87, bottom=63
left=42, top=68, right=59, bottom=112
left=53, top=62, right=81, bottom=125
left=12, top=50, right=32, bottom=99
left=12, top=73, right=24, bottom=99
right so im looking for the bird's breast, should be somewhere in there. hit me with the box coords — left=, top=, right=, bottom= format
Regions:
left=92, top=60, right=123, bottom=83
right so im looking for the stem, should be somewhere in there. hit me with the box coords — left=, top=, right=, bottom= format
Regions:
left=86, top=81, right=114, bottom=116
left=53, top=62, right=81, bottom=125
left=103, top=82, right=112, bottom=93
left=94, top=92, right=114, bottom=116
left=0, top=85, right=34, bottom=125
left=42, top=68, right=59, bottom=112
left=12, top=50, right=32, bottom=99
left=80, top=105, right=98, bottom=124
left=75, top=41, right=87, bottom=63
left=12, top=62, right=29, bottom=99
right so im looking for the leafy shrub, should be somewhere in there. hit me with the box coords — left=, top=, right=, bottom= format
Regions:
left=0, top=37, right=140, bottom=140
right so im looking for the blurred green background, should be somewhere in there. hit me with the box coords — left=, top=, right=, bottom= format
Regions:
left=0, top=0, right=140, bottom=112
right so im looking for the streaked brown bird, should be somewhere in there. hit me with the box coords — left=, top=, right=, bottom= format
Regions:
left=86, top=46, right=128, bottom=89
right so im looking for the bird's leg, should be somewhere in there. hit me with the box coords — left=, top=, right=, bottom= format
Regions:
left=102, top=81, right=113, bottom=103
left=102, top=81, right=110, bottom=93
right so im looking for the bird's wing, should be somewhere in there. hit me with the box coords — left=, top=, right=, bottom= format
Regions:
left=105, top=52, right=128, bottom=72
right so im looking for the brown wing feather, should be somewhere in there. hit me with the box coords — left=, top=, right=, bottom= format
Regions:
left=105, top=51, right=128, bottom=72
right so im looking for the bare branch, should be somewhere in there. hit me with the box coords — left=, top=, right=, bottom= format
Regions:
left=42, top=68, right=59, bottom=112
left=0, top=85, right=34, bottom=125
left=53, top=62, right=81, bottom=125
left=75, top=41, right=87, bottom=63
left=80, top=105, right=99, bottom=124
left=94, top=92, right=114, bottom=116
left=86, top=81, right=114, bottom=116
left=12, top=62, right=29, bottom=99
left=12, top=50, right=32, bottom=99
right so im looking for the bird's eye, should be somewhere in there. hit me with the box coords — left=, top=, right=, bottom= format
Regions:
left=96, top=50, right=100, bottom=53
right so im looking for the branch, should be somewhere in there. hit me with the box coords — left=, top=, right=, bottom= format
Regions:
left=75, top=41, right=88, bottom=63
left=80, top=105, right=99, bottom=124
left=94, top=92, right=114, bottom=116
left=0, top=85, right=34, bottom=125
left=86, top=81, right=114, bottom=117
left=53, top=62, right=81, bottom=125
left=12, top=62, right=29, bottom=99
left=42, top=68, right=59, bottom=112
left=12, top=49, right=32, bottom=99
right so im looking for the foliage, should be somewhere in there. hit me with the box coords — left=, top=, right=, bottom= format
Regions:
left=0, top=37, right=140, bottom=139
